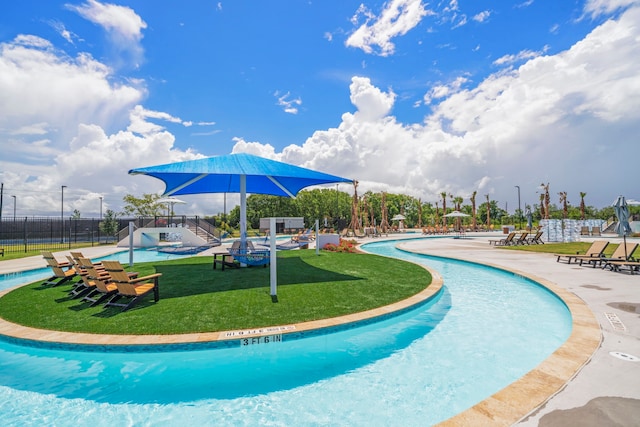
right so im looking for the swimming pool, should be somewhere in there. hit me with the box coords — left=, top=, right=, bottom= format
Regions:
left=0, top=248, right=191, bottom=291
left=0, top=238, right=572, bottom=425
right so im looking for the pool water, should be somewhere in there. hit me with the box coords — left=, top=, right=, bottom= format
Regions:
left=0, top=239, right=572, bottom=426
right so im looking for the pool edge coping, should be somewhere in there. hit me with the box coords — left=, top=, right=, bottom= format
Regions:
left=0, top=263, right=443, bottom=347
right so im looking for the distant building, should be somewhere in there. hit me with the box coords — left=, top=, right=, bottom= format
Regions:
left=259, top=217, right=305, bottom=234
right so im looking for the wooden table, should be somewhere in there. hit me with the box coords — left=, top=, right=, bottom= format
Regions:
left=212, top=252, right=238, bottom=271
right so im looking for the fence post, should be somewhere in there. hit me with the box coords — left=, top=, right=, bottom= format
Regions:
left=23, top=217, right=27, bottom=253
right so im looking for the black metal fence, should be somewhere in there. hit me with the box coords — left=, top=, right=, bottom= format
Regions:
left=0, top=216, right=217, bottom=255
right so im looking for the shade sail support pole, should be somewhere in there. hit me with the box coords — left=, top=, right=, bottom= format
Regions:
left=267, top=176, right=296, bottom=198
left=164, top=173, right=208, bottom=196
left=315, top=219, right=319, bottom=256
left=240, top=174, right=247, bottom=257
left=270, top=217, right=277, bottom=300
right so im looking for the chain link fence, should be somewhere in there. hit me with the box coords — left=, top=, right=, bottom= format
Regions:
left=0, top=216, right=217, bottom=255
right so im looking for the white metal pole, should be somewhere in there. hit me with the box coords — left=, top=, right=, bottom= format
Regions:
left=240, top=174, right=247, bottom=247
left=128, top=221, right=134, bottom=268
left=270, top=217, right=277, bottom=299
left=315, top=219, right=320, bottom=255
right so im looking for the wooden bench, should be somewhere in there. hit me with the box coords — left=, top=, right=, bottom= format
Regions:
left=212, top=251, right=238, bottom=271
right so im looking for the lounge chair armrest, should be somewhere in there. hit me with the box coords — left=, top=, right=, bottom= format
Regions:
left=127, top=273, right=162, bottom=283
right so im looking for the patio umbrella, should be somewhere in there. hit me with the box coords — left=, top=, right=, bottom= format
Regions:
left=157, top=197, right=186, bottom=216
left=613, top=195, right=632, bottom=259
left=525, top=207, right=533, bottom=230
left=391, top=214, right=406, bottom=230
left=443, top=211, right=469, bottom=218
left=443, top=211, right=469, bottom=232
left=129, top=153, right=353, bottom=249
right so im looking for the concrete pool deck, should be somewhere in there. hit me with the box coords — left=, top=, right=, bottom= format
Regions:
left=0, top=233, right=638, bottom=425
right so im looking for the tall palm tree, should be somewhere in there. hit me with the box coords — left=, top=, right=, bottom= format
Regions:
left=453, top=196, right=464, bottom=230
left=470, top=191, right=477, bottom=231
left=348, top=180, right=360, bottom=232
left=559, top=191, right=568, bottom=219
left=440, top=192, right=448, bottom=229
left=380, top=192, right=389, bottom=232
left=485, top=194, right=491, bottom=229
left=541, top=183, right=550, bottom=219
left=579, top=192, right=587, bottom=220
left=417, top=198, right=423, bottom=228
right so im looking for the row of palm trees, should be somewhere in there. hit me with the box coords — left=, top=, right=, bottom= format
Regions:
left=131, top=184, right=613, bottom=233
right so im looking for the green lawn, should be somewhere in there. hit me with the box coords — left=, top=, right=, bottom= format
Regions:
left=500, top=241, right=620, bottom=257
left=0, top=250, right=431, bottom=335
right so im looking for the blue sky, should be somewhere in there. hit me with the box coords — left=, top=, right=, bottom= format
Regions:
left=1, top=0, right=639, bottom=217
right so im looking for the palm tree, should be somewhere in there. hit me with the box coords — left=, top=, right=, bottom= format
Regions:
left=485, top=194, right=491, bottom=229
left=417, top=198, right=423, bottom=228
left=470, top=191, right=477, bottom=231
left=440, top=192, right=448, bottom=229
left=380, top=192, right=389, bottom=232
left=541, top=183, right=550, bottom=219
left=559, top=191, right=568, bottom=219
left=579, top=192, right=587, bottom=220
left=453, top=196, right=464, bottom=230
left=348, top=180, right=360, bottom=233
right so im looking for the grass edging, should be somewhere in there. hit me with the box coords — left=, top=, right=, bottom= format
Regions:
left=0, top=250, right=436, bottom=345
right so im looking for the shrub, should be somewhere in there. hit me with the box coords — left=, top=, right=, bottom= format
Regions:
left=322, top=238, right=358, bottom=253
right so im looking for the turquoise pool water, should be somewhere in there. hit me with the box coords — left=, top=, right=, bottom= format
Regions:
left=0, top=239, right=572, bottom=426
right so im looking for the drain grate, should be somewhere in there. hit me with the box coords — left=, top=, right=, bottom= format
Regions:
left=604, top=312, right=626, bottom=331
left=609, top=352, right=640, bottom=362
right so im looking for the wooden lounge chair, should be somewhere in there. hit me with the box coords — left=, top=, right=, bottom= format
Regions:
left=68, top=256, right=104, bottom=299
left=599, top=242, right=639, bottom=269
left=580, top=226, right=590, bottom=236
left=489, top=232, right=516, bottom=246
left=526, top=231, right=544, bottom=244
left=79, top=259, right=121, bottom=306
left=603, top=260, right=640, bottom=275
left=555, top=240, right=609, bottom=264
left=41, top=251, right=77, bottom=287
left=513, top=232, right=529, bottom=246
left=591, top=226, right=601, bottom=236
left=101, top=260, right=161, bottom=311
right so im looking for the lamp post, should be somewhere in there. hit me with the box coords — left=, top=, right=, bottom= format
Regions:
left=11, top=195, right=16, bottom=220
left=61, top=185, right=66, bottom=243
left=515, top=185, right=521, bottom=230
left=99, top=196, right=103, bottom=219
left=336, top=184, right=340, bottom=226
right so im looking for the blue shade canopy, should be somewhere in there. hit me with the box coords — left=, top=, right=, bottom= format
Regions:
left=129, top=153, right=353, bottom=198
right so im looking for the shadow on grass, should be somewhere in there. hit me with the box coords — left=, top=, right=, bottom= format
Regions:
left=153, top=255, right=362, bottom=301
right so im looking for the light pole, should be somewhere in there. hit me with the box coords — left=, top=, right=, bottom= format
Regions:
left=336, top=184, right=340, bottom=225
left=11, top=195, right=16, bottom=220
left=61, top=185, right=66, bottom=243
left=515, top=185, right=521, bottom=230
left=99, top=196, right=103, bottom=219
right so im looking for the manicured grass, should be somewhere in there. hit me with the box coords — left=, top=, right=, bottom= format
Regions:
left=501, top=241, right=619, bottom=257
left=0, top=250, right=431, bottom=335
